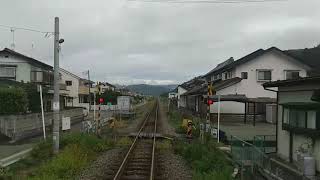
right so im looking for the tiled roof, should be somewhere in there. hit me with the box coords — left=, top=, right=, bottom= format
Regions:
left=263, top=76, right=320, bottom=88
left=285, top=46, right=320, bottom=75
left=204, top=46, right=315, bottom=78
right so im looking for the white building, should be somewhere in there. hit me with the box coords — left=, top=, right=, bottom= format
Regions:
left=59, top=68, right=81, bottom=107
left=203, top=47, right=312, bottom=115
left=99, top=82, right=116, bottom=93
left=0, top=48, right=53, bottom=84
left=177, top=86, right=188, bottom=108
left=168, top=92, right=178, bottom=99
left=264, top=77, right=320, bottom=173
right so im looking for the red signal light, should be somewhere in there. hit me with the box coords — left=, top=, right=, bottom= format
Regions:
left=207, top=99, right=214, bottom=105
left=99, top=98, right=104, bottom=103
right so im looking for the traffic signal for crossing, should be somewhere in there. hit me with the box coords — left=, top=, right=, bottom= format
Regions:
left=99, top=98, right=104, bottom=103
left=207, top=99, right=214, bottom=105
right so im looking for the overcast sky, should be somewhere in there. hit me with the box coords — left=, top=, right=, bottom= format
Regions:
left=1, top=0, right=320, bottom=85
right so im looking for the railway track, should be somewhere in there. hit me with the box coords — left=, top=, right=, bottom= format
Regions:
left=112, top=101, right=159, bottom=180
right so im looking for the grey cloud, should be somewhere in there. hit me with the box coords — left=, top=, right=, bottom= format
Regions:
left=0, top=0, right=320, bottom=85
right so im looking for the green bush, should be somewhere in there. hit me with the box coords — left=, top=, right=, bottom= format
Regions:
left=22, top=83, right=42, bottom=113
left=60, top=132, right=113, bottom=152
left=28, top=133, right=114, bottom=179
left=32, top=144, right=93, bottom=179
left=174, top=140, right=233, bottom=180
left=193, top=169, right=233, bottom=180
left=0, top=87, right=28, bottom=114
left=31, top=140, right=53, bottom=161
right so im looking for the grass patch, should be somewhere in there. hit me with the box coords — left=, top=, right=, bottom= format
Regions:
left=156, top=140, right=172, bottom=152
left=30, top=144, right=93, bottom=179
left=1, top=133, right=115, bottom=179
left=174, top=139, right=233, bottom=180
left=116, top=137, right=133, bottom=147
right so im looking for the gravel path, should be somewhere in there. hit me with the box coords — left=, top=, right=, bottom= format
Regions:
left=116, top=101, right=153, bottom=134
left=78, top=148, right=126, bottom=180
left=158, top=151, right=192, bottom=180
left=157, top=100, right=192, bottom=180
left=158, top=101, right=177, bottom=137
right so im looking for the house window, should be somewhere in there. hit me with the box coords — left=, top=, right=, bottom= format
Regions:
left=257, top=70, right=272, bottom=81
left=283, top=107, right=319, bottom=130
left=222, top=71, right=232, bottom=80
left=285, top=70, right=300, bottom=80
left=241, top=72, right=248, bottom=79
left=66, top=81, right=72, bottom=86
left=214, top=74, right=221, bottom=80
left=67, top=97, right=73, bottom=103
left=0, top=66, right=16, bottom=79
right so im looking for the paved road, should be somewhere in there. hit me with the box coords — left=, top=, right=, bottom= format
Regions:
left=215, top=121, right=276, bottom=140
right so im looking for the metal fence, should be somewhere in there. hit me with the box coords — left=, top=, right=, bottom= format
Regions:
left=230, top=135, right=317, bottom=180
left=253, top=135, right=277, bottom=154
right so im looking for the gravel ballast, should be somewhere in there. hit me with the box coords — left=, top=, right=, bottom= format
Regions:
left=78, top=148, right=125, bottom=180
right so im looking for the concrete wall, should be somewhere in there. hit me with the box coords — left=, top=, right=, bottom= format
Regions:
left=0, top=108, right=84, bottom=141
left=277, top=86, right=320, bottom=171
left=210, top=101, right=245, bottom=114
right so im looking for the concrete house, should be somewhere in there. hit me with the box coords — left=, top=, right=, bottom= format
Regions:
left=0, top=48, right=83, bottom=111
left=264, top=77, right=320, bottom=174
left=59, top=68, right=81, bottom=107
left=177, top=77, right=205, bottom=108
left=202, top=47, right=314, bottom=122
left=78, top=78, right=92, bottom=104
left=0, top=48, right=53, bottom=84
left=99, top=82, right=116, bottom=92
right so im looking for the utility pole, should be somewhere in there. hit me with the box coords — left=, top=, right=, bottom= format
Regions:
left=87, top=70, right=91, bottom=113
left=53, top=17, right=60, bottom=154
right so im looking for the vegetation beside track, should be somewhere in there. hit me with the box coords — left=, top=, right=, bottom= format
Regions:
left=174, top=140, right=233, bottom=180
left=166, top=100, right=234, bottom=180
left=0, top=133, right=117, bottom=179
left=1, top=99, right=155, bottom=179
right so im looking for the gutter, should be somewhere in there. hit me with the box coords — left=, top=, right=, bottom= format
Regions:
left=0, top=148, right=33, bottom=167
left=264, top=86, right=279, bottom=153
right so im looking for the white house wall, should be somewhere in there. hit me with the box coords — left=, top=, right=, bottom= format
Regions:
left=211, top=85, right=245, bottom=113
left=177, top=86, right=187, bottom=108
left=210, top=101, right=245, bottom=114
left=0, top=54, right=34, bottom=82
left=59, top=70, right=80, bottom=107
left=234, top=51, right=308, bottom=98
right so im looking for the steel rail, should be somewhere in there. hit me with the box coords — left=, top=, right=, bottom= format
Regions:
left=113, top=101, right=158, bottom=180
left=150, top=101, right=158, bottom=180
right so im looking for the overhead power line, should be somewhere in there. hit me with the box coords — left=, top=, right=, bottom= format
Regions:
left=0, top=24, right=54, bottom=50
left=127, top=0, right=288, bottom=3
left=0, top=24, right=53, bottom=34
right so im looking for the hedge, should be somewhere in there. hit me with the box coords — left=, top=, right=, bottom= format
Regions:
left=0, top=87, right=28, bottom=114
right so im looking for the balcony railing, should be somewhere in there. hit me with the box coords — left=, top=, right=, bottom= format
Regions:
left=30, top=71, right=53, bottom=84
left=79, top=85, right=90, bottom=95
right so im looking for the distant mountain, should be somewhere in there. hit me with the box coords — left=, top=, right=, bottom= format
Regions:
left=126, top=84, right=177, bottom=96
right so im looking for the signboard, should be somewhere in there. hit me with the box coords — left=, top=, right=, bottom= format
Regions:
left=62, top=117, right=71, bottom=130
left=53, top=102, right=59, bottom=111
left=211, top=128, right=218, bottom=138
left=117, top=96, right=130, bottom=111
